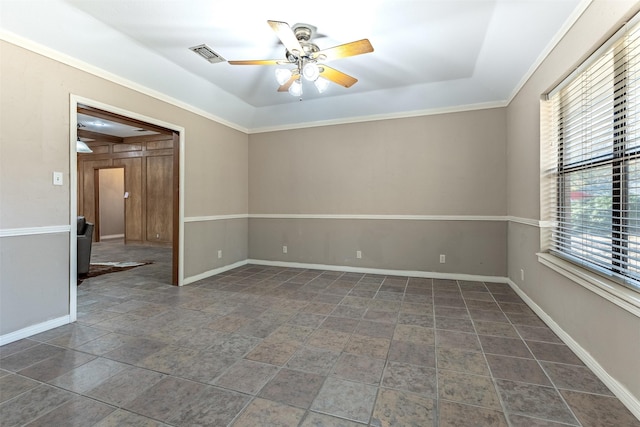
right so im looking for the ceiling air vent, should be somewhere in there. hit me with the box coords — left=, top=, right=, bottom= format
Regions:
left=189, top=44, right=225, bottom=63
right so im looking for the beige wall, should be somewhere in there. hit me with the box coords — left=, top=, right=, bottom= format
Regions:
left=0, top=234, right=70, bottom=335
left=0, top=41, right=248, bottom=335
left=249, top=109, right=508, bottom=276
left=507, top=0, right=640, bottom=401
left=250, top=110, right=507, bottom=215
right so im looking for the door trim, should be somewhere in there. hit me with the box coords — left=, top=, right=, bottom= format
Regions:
left=70, top=95, right=186, bottom=319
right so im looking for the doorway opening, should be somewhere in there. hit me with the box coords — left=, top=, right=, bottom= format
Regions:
left=75, top=103, right=181, bottom=286
left=96, top=167, right=125, bottom=242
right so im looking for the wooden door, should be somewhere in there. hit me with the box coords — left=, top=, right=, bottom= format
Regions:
left=113, top=157, right=143, bottom=243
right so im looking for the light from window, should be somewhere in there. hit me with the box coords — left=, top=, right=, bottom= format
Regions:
left=544, top=16, right=640, bottom=292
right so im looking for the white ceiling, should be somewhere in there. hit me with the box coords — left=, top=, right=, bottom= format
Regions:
left=0, top=0, right=587, bottom=132
left=77, top=113, right=160, bottom=139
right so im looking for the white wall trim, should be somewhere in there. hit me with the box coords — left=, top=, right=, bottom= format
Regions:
left=0, top=315, right=70, bottom=346
left=184, top=214, right=249, bottom=223
left=0, top=225, right=70, bottom=238
left=249, top=214, right=509, bottom=221
left=182, top=213, right=547, bottom=225
left=247, top=259, right=507, bottom=283
left=248, top=101, right=509, bottom=134
left=183, top=259, right=249, bottom=285
left=0, top=30, right=249, bottom=134
left=506, top=0, right=593, bottom=105
left=537, top=253, right=640, bottom=318
left=507, top=216, right=542, bottom=227
left=507, top=278, right=640, bottom=420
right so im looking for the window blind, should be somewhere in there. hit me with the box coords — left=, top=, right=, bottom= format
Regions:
left=545, top=15, right=640, bottom=292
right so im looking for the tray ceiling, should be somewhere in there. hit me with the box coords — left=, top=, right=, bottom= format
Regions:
left=0, top=0, right=587, bottom=131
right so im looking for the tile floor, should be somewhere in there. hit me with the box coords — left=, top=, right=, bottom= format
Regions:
left=1, top=241, right=639, bottom=426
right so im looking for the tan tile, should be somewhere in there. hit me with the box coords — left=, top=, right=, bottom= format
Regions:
left=285, top=347, right=340, bottom=375
left=560, top=389, right=640, bottom=427
left=345, top=334, right=391, bottom=359
left=311, top=377, right=377, bottom=424
left=0, top=374, right=40, bottom=403
left=21, top=396, right=115, bottom=427
left=206, top=315, right=250, bottom=332
left=0, top=385, right=75, bottom=426
left=244, top=340, right=300, bottom=366
left=438, top=400, right=507, bottom=427
left=393, top=324, right=435, bottom=345
left=371, top=388, right=434, bottom=427
left=214, top=359, right=279, bottom=394
left=259, top=369, right=325, bottom=408
left=473, top=320, right=519, bottom=338
left=541, top=362, right=613, bottom=395
left=495, top=380, right=578, bottom=425
left=332, top=353, right=385, bottom=384
left=438, top=370, right=502, bottom=409
left=168, top=386, right=250, bottom=426
left=436, top=347, right=490, bottom=375
left=86, top=367, right=165, bottom=407
left=94, top=409, right=169, bottom=426
left=486, top=354, right=551, bottom=386
left=382, top=362, right=437, bottom=397
left=526, top=341, right=583, bottom=365
left=388, top=340, right=435, bottom=367
left=269, top=324, right=315, bottom=343
left=232, top=398, right=305, bottom=427
left=307, top=329, right=351, bottom=352
left=124, top=377, right=207, bottom=422
left=300, top=411, right=365, bottom=427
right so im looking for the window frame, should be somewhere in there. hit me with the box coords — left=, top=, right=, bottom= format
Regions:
left=542, top=14, right=640, bottom=296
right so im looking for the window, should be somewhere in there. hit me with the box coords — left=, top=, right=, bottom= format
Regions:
left=544, top=16, right=640, bottom=292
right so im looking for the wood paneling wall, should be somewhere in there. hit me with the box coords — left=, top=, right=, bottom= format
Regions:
left=78, top=135, right=174, bottom=246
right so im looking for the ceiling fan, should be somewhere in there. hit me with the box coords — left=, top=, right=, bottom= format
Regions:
left=228, top=20, right=374, bottom=97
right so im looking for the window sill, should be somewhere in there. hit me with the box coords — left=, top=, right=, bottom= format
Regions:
left=537, top=253, right=640, bottom=318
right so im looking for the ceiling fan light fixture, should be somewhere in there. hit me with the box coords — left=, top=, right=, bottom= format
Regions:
left=275, top=68, right=292, bottom=85
left=288, top=78, right=303, bottom=97
left=314, top=77, right=330, bottom=93
left=302, top=62, right=320, bottom=82
left=76, top=139, right=93, bottom=153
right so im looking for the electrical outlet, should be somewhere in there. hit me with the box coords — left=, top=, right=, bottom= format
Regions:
left=439, top=254, right=446, bottom=264
left=283, top=245, right=287, bottom=254
left=520, top=268, right=525, bottom=281
left=218, top=250, right=222, bottom=259
left=356, top=250, right=362, bottom=259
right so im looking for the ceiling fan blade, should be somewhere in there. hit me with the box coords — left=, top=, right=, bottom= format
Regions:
left=277, top=74, right=299, bottom=92
left=313, top=39, right=373, bottom=61
left=268, top=20, right=304, bottom=57
left=319, top=65, right=358, bottom=88
left=228, top=59, right=282, bottom=65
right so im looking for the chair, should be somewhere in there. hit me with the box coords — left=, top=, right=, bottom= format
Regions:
left=77, top=216, right=94, bottom=276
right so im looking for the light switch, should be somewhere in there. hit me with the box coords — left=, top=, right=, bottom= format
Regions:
left=53, top=171, right=63, bottom=186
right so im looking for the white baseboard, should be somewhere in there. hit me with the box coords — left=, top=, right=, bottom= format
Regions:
left=0, top=315, right=70, bottom=346
left=247, top=259, right=508, bottom=283
left=100, top=234, right=125, bottom=240
left=507, top=279, right=640, bottom=420
left=182, top=259, right=249, bottom=286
